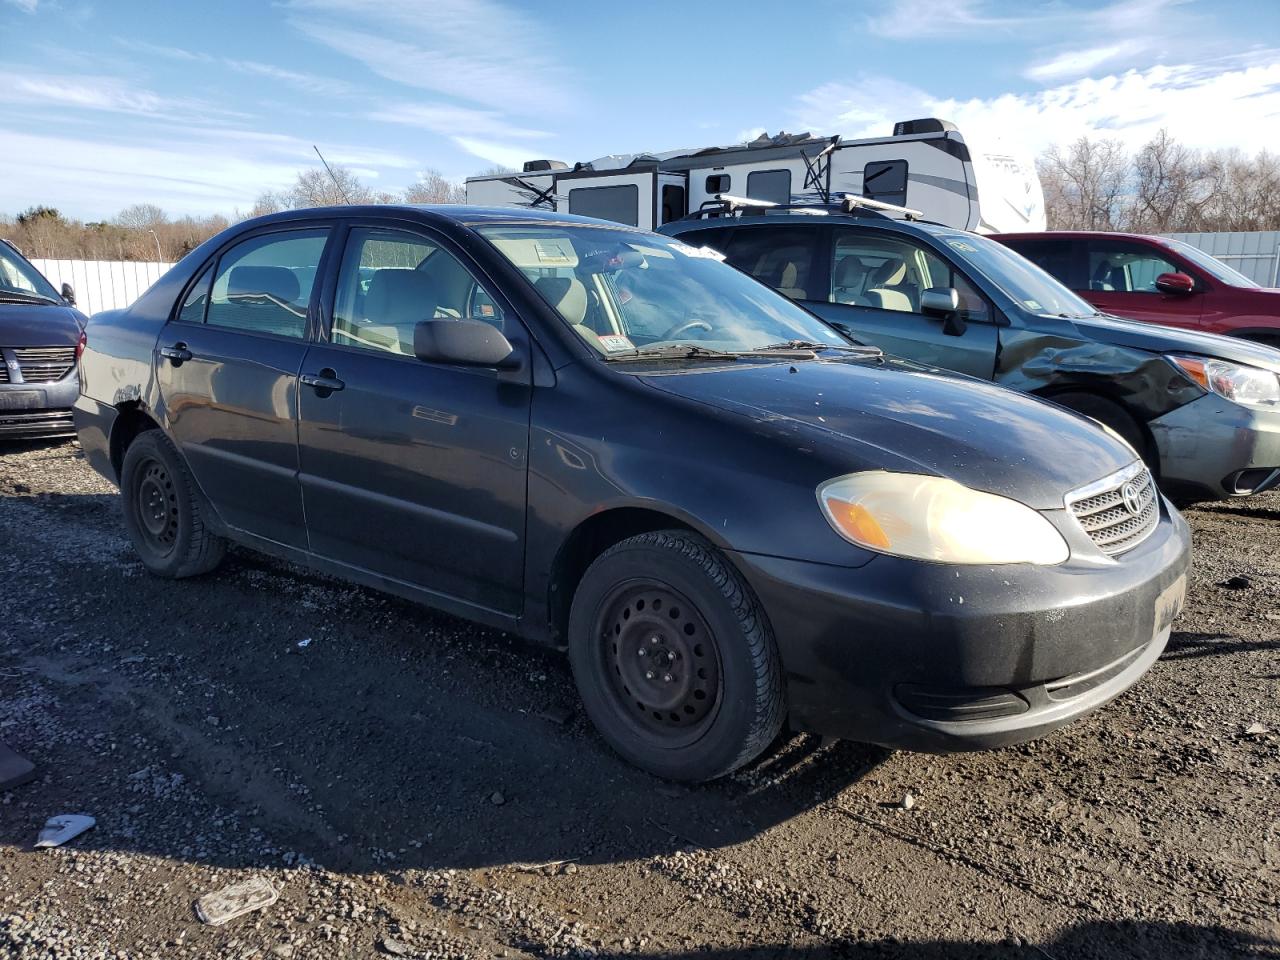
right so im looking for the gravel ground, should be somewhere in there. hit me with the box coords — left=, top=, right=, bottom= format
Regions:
left=0, top=439, right=1277, bottom=960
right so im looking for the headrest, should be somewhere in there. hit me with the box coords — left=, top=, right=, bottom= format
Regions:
left=535, top=275, right=587, bottom=326
left=779, top=262, right=799, bottom=288
left=365, top=269, right=438, bottom=325
left=227, top=265, right=300, bottom=303
left=835, top=257, right=868, bottom=286
left=869, top=258, right=907, bottom=287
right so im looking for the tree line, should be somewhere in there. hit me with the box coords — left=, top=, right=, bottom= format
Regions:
left=1039, top=130, right=1280, bottom=233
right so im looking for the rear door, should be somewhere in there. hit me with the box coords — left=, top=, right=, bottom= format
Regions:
left=156, top=225, right=332, bottom=548
left=1079, top=238, right=1205, bottom=328
left=296, top=222, right=532, bottom=615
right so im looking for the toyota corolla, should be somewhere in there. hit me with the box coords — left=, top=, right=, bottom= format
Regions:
left=75, top=206, right=1190, bottom=781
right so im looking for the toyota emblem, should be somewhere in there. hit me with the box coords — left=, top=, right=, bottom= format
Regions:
left=1120, top=479, right=1145, bottom=516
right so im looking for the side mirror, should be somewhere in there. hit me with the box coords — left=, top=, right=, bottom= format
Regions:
left=920, top=286, right=967, bottom=337
left=60, top=282, right=75, bottom=305
left=1155, top=272, right=1195, bottom=295
left=414, top=319, right=519, bottom=369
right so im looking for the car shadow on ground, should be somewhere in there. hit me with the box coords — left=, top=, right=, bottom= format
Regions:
left=577, top=919, right=1277, bottom=959
left=1164, top=630, right=1280, bottom=662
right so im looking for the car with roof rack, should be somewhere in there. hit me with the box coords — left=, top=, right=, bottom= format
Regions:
left=661, top=196, right=1280, bottom=502
left=0, top=238, right=86, bottom=440
left=76, top=204, right=1189, bottom=781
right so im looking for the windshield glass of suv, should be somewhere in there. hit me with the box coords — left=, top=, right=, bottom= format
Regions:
left=1163, top=239, right=1261, bottom=288
left=936, top=232, right=1099, bottom=319
left=478, top=225, right=848, bottom=355
left=0, top=244, right=60, bottom=300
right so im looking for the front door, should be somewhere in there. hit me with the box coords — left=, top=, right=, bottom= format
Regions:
left=156, top=226, right=331, bottom=548
left=1079, top=238, right=1205, bottom=328
left=806, top=227, right=999, bottom=380
left=296, top=224, right=532, bottom=615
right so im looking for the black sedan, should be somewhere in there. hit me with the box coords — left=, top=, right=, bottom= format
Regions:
left=75, top=206, right=1191, bottom=781
left=0, top=239, right=85, bottom=439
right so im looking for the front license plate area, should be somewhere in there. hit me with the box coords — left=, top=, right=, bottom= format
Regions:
left=0, top=391, right=44, bottom=410
left=1155, top=574, right=1186, bottom=632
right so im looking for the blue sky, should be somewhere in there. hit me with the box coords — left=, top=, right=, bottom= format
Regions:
left=2, top=0, right=1278, bottom=219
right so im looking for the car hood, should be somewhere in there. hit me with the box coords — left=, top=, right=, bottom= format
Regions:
left=1068, top=312, right=1280, bottom=374
left=638, top=356, right=1135, bottom=510
left=0, top=302, right=85, bottom=346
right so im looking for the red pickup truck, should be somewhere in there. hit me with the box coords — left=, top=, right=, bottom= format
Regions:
left=996, top=231, right=1280, bottom=346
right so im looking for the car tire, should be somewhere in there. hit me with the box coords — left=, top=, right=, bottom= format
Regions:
left=120, top=429, right=226, bottom=579
left=1051, top=392, right=1153, bottom=470
left=568, top=529, right=784, bottom=782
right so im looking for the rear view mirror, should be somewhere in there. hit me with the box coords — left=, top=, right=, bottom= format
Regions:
left=414, top=319, right=519, bottom=369
left=920, top=286, right=967, bottom=337
left=60, top=282, right=75, bottom=305
left=1155, top=272, right=1195, bottom=295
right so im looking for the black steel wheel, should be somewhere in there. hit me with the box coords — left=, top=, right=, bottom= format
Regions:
left=568, top=529, right=784, bottom=782
left=120, top=428, right=226, bottom=579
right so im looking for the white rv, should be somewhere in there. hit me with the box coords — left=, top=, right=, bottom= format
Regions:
left=464, top=119, right=1045, bottom=234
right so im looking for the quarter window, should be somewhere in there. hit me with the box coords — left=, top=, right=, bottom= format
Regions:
left=176, top=265, right=213, bottom=324
left=205, top=230, right=328, bottom=338
left=862, top=160, right=908, bottom=207
left=1085, top=243, right=1181, bottom=293
left=331, top=227, right=504, bottom=357
left=831, top=230, right=990, bottom=323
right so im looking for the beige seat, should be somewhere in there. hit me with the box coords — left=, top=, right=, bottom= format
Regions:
left=833, top=257, right=870, bottom=305
left=534, top=275, right=588, bottom=325
left=865, top=259, right=914, bottom=312
left=776, top=262, right=807, bottom=300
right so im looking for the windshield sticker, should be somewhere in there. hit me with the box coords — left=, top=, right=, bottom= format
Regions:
left=598, top=335, right=635, bottom=353
left=670, top=241, right=726, bottom=261
left=1024, top=300, right=1042, bottom=310
left=534, top=239, right=574, bottom=265
left=946, top=240, right=977, bottom=253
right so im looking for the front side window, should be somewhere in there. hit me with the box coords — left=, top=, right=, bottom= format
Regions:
left=1085, top=242, right=1180, bottom=293
left=205, top=230, right=328, bottom=338
left=830, top=230, right=990, bottom=323
left=720, top=226, right=822, bottom=300
left=331, top=227, right=503, bottom=356
left=478, top=225, right=846, bottom=356
left=934, top=231, right=1098, bottom=319
left=1163, top=238, right=1259, bottom=288
left=567, top=185, right=639, bottom=226
left=0, top=243, right=59, bottom=300
left=746, top=169, right=792, bottom=205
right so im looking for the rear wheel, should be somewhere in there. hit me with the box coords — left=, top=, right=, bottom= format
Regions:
left=1050, top=392, right=1153, bottom=470
left=568, top=530, right=784, bottom=782
left=120, top=429, right=226, bottom=578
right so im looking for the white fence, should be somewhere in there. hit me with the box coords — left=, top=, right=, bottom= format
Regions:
left=1164, top=231, right=1280, bottom=287
left=30, top=259, right=174, bottom=317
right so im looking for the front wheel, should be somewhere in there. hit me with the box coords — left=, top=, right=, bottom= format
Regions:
left=120, top=429, right=226, bottom=579
left=568, top=530, right=784, bottom=781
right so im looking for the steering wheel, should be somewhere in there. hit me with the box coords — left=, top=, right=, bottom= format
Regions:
left=659, top=318, right=713, bottom=341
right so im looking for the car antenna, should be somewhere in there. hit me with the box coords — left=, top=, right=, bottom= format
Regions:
left=313, top=145, right=352, bottom=204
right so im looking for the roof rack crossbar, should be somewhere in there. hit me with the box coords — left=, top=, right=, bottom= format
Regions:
left=837, top=194, right=924, bottom=220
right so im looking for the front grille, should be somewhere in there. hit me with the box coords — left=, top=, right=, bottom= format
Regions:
left=0, top=362, right=7, bottom=383
left=13, top=346, right=76, bottom=383
left=1066, top=461, right=1159, bottom=556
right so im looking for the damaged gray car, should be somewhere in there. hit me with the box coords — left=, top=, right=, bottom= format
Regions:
left=662, top=204, right=1280, bottom=502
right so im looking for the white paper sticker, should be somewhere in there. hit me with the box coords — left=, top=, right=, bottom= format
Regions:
left=534, top=239, right=573, bottom=265
left=598, top=335, right=635, bottom=353
left=670, top=241, right=726, bottom=261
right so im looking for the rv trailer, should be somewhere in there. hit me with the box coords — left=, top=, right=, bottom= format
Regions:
left=464, top=119, right=1045, bottom=234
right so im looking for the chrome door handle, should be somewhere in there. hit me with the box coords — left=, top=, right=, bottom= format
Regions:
left=300, top=370, right=345, bottom=393
left=160, top=343, right=193, bottom=364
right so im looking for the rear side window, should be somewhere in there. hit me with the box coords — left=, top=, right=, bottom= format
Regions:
left=1007, top=240, right=1077, bottom=288
left=721, top=227, right=822, bottom=301
left=205, top=230, right=328, bottom=338
left=863, top=160, right=908, bottom=206
left=567, top=185, right=639, bottom=226
left=746, top=169, right=792, bottom=205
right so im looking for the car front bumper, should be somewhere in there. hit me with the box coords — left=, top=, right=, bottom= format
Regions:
left=729, top=502, right=1191, bottom=752
left=1149, top=393, right=1280, bottom=500
left=0, top=376, right=78, bottom=439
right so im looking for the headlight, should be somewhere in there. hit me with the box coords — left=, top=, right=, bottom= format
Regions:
left=1169, top=355, right=1280, bottom=407
left=817, top=472, right=1069, bottom=565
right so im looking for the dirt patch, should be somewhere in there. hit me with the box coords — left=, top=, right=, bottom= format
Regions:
left=1, top=440, right=1277, bottom=959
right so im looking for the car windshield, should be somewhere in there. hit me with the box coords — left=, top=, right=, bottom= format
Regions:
left=477, top=224, right=849, bottom=357
left=1163, top=238, right=1261, bottom=288
left=0, top=243, right=60, bottom=302
left=936, top=232, right=1099, bottom=319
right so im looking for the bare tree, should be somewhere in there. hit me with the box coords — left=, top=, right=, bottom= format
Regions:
left=1037, top=137, right=1129, bottom=230
left=112, top=203, right=168, bottom=230
left=403, top=169, right=465, bottom=204
left=473, top=164, right=517, bottom=177
left=1129, top=129, right=1219, bottom=233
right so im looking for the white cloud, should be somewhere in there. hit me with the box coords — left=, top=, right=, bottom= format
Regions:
left=1025, top=40, right=1149, bottom=82
left=284, top=0, right=573, bottom=109
left=115, top=39, right=354, bottom=97
left=3, top=0, right=38, bottom=12
left=371, top=103, right=549, bottom=141
left=450, top=136, right=536, bottom=171
left=868, top=0, right=1184, bottom=40
left=0, top=70, right=246, bottom=120
left=794, top=51, right=1280, bottom=156
left=866, top=0, right=1027, bottom=39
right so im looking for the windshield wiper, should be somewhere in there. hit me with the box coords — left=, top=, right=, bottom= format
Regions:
left=0, top=290, right=60, bottom=305
left=604, top=344, right=744, bottom=362
left=755, top=339, right=881, bottom=355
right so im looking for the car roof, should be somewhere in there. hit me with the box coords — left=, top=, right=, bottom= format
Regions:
left=997, top=230, right=1167, bottom=243
left=237, top=204, right=635, bottom=232
left=662, top=211, right=964, bottom=240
